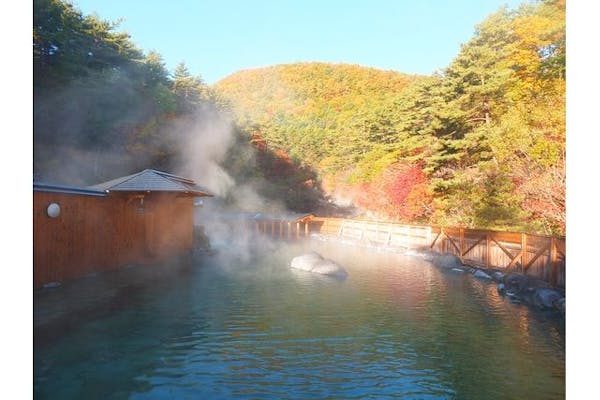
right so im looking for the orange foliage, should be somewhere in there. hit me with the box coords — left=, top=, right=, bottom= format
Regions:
left=349, top=163, right=433, bottom=222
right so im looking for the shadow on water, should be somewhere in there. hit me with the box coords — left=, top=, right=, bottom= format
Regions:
left=34, top=256, right=195, bottom=350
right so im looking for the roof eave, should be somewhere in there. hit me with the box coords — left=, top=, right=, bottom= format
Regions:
left=105, top=189, right=213, bottom=197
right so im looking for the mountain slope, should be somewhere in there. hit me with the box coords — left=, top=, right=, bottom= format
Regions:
left=215, top=62, right=423, bottom=171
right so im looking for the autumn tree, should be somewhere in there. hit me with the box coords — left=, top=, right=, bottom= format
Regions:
left=216, top=0, right=565, bottom=234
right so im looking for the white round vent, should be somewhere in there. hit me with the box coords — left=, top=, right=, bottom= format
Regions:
left=47, top=203, right=61, bottom=218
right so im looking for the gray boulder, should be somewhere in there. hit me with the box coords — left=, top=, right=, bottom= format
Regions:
left=290, top=252, right=348, bottom=278
left=290, top=252, right=324, bottom=272
left=503, top=272, right=531, bottom=294
left=497, top=282, right=506, bottom=294
left=404, top=249, right=437, bottom=262
left=532, top=288, right=563, bottom=310
left=404, top=249, right=421, bottom=257
left=473, top=269, right=492, bottom=280
left=555, top=298, right=566, bottom=313
left=492, top=271, right=504, bottom=282
left=311, top=259, right=348, bottom=278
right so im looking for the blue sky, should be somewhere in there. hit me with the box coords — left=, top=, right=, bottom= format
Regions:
left=73, top=0, right=524, bottom=84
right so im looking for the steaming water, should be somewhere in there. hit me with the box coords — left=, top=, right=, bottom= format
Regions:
left=34, top=240, right=565, bottom=399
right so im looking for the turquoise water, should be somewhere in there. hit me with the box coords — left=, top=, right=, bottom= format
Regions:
left=34, top=239, right=565, bottom=399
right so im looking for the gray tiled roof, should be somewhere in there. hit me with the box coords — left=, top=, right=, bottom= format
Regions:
left=34, top=182, right=107, bottom=197
left=90, top=169, right=212, bottom=197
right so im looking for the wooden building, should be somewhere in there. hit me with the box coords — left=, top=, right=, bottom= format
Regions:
left=34, top=169, right=211, bottom=288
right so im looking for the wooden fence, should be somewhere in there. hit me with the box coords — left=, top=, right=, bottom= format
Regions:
left=251, top=216, right=566, bottom=288
left=243, top=218, right=312, bottom=240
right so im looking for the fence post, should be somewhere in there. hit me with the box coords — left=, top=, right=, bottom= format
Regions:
left=550, top=237, right=558, bottom=286
left=521, top=233, right=528, bottom=274
left=427, top=226, right=432, bottom=247
left=459, top=227, right=465, bottom=260
left=486, top=232, right=491, bottom=269
left=441, top=228, right=446, bottom=253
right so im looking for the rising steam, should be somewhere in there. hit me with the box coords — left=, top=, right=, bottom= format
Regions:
left=34, top=71, right=306, bottom=265
left=170, top=104, right=236, bottom=197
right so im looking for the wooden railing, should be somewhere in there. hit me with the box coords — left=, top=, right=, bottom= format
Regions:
left=243, top=218, right=312, bottom=240
left=427, top=226, right=565, bottom=287
left=249, top=216, right=565, bottom=288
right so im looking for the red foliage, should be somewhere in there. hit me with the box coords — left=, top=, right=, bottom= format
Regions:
left=250, top=133, right=268, bottom=151
left=351, top=163, right=432, bottom=222
left=274, top=148, right=293, bottom=165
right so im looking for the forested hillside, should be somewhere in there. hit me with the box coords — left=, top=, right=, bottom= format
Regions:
left=34, top=0, right=565, bottom=235
left=34, top=0, right=331, bottom=213
left=215, top=0, right=565, bottom=235
left=34, top=0, right=212, bottom=183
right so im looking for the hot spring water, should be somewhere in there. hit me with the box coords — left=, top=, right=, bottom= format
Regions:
left=34, top=239, right=565, bottom=399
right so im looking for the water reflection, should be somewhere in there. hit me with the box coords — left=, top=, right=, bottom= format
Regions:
left=34, top=239, right=564, bottom=400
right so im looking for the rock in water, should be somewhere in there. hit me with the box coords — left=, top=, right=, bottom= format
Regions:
left=290, top=252, right=348, bottom=278
left=290, top=252, right=324, bottom=272
left=503, top=272, right=530, bottom=294
left=473, top=270, right=492, bottom=280
left=404, top=249, right=420, bottom=257
left=497, top=282, right=506, bottom=294
left=555, top=297, right=565, bottom=313
left=532, top=288, right=562, bottom=309
left=312, top=259, right=348, bottom=278
left=492, top=271, right=504, bottom=282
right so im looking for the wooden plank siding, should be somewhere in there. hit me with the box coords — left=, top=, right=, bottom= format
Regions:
left=298, top=217, right=564, bottom=288
left=34, top=191, right=194, bottom=288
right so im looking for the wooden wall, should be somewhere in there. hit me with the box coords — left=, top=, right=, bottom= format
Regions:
left=34, top=191, right=193, bottom=288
